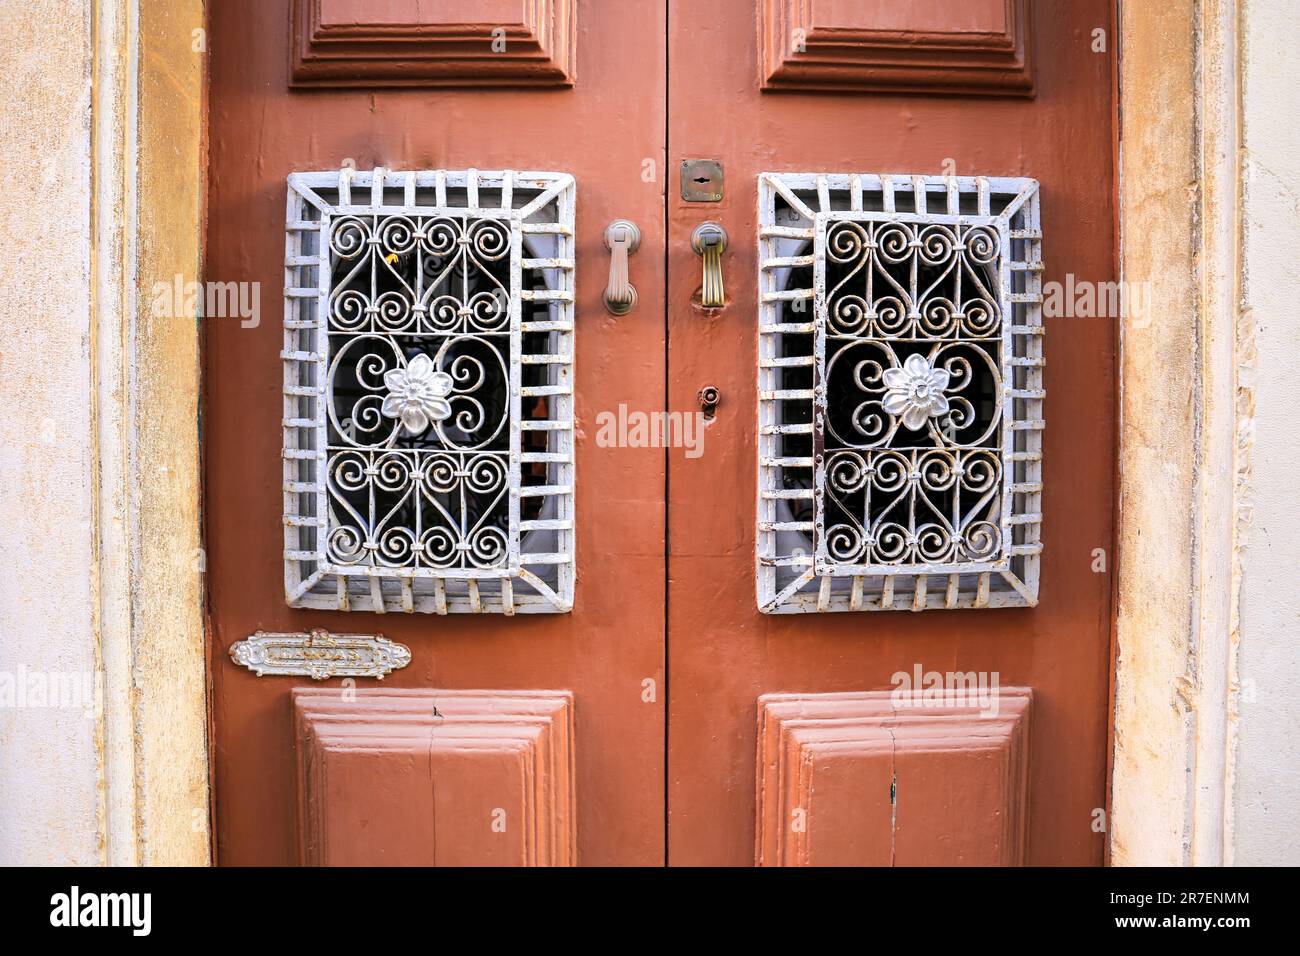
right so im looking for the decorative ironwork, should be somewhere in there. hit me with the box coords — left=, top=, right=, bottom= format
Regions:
left=818, top=215, right=1005, bottom=572
left=756, top=173, right=1043, bottom=613
left=229, top=629, right=412, bottom=680
left=284, top=168, right=576, bottom=614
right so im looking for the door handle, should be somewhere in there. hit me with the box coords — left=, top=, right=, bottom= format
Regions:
left=603, top=219, right=641, bottom=315
left=691, top=221, right=728, bottom=308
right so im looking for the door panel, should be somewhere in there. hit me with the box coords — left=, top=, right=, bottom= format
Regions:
left=666, top=0, right=1116, bottom=864
left=293, top=689, right=574, bottom=865
left=756, top=690, right=1032, bottom=866
left=206, top=1, right=667, bottom=865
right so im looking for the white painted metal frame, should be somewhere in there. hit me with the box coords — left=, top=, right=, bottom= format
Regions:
left=284, top=168, right=576, bottom=614
left=756, top=173, right=1043, bottom=612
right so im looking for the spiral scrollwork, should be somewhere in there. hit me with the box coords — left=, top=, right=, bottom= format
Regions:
left=325, top=449, right=511, bottom=570
left=823, top=219, right=1002, bottom=341
left=322, top=210, right=520, bottom=573
left=814, top=214, right=1010, bottom=570
left=822, top=449, right=1003, bottom=566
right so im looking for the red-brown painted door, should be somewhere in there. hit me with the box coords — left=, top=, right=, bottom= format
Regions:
left=666, top=0, right=1116, bottom=865
left=205, top=0, right=1116, bottom=867
left=205, top=0, right=667, bottom=865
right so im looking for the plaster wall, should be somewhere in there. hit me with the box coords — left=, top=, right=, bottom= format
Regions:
left=1232, top=0, right=1300, bottom=866
left=0, top=0, right=102, bottom=866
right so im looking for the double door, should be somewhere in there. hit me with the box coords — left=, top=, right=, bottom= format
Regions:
left=205, top=0, right=1116, bottom=865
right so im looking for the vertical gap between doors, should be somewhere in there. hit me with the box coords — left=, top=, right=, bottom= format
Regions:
left=662, top=0, right=672, bottom=869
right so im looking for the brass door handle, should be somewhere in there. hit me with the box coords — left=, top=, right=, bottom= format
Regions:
left=691, top=221, right=728, bottom=307
left=603, top=219, right=641, bottom=315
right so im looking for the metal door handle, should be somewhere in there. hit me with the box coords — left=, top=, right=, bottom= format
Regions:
left=603, top=219, right=641, bottom=315
left=691, top=221, right=728, bottom=307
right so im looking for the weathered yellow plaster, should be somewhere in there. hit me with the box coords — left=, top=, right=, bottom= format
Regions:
left=129, top=0, right=209, bottom=867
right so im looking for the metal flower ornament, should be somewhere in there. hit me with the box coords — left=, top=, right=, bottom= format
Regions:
left=381, top=353, right=454, bottom=435
left=881, top=352, right=951, bottom=431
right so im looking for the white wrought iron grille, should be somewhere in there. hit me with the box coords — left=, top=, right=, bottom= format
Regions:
left=757, top=173, right=1043, bottom=613
left=284, top=168, right=575, bottom=614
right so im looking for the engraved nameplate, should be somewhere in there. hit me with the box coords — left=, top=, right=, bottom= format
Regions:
left=229, top=629, right=412, bottom=680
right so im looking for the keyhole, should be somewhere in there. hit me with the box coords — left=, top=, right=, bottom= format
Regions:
left=699, top=385, right=721, bottom=420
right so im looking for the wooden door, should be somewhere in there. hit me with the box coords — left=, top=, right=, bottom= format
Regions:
left=205, top=0, right=1116, bottom=867
left=204, top=0, right=667, bottom=865
left=666, top=0, right=1116, bottom=865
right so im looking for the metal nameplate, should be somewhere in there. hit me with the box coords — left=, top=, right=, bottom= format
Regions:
left=229, top=628, right=412, bottom=680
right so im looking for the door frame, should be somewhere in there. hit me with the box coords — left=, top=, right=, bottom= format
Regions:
left=1109, top=0, right=1244, bottom=866
left=78, top=0, right=1239, bottom=865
